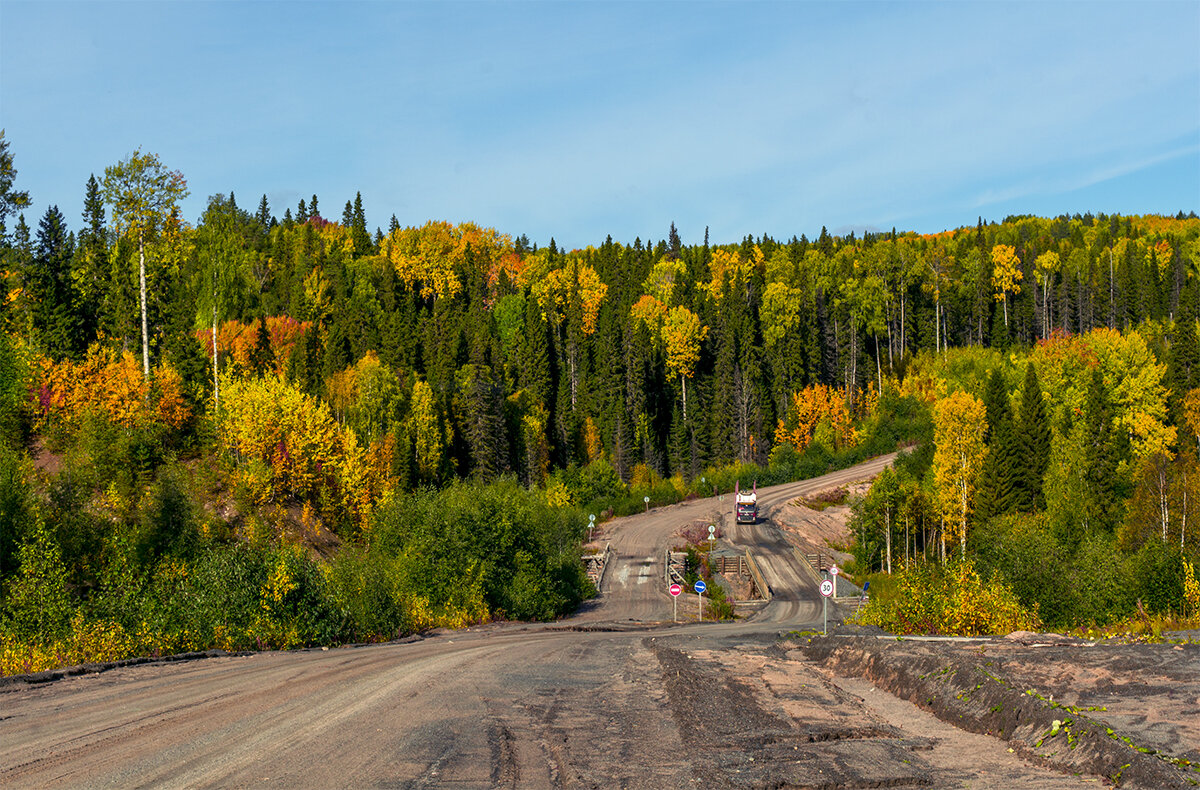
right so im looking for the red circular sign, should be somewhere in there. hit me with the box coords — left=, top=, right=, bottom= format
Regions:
left=669, top=583, right=682, bottom=597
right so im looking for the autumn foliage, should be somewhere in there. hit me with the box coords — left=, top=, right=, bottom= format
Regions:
left=775, top=384, right=857, bottom=452
left=857, top=560, right=1040, bottom=636
left=32, top=346, right=190, bottom=432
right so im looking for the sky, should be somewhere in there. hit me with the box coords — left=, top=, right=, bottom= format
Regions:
left=2, top=1, right=1198, bottom=249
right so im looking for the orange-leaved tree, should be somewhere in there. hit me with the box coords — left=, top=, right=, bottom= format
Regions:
left=32, top=346, right=190, bottom=433
left=775, top=384, right=856, bottom=452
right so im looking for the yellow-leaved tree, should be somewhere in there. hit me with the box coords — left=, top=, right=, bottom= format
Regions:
left=661, top=305, right=706, bottom=420
left=991, top=244, right=1022, bottom=328
left=933, top=391, right=986, bottom=559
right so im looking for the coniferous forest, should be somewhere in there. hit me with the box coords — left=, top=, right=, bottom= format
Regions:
left=2, top=135, right=1200, bottom=673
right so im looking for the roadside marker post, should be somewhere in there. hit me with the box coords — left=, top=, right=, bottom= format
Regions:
left=819, top=578, right=834, bottom=634
left=708, top=524, right=716, bottom=551
left=694, top=579, right=707, bottom=621
left=670, top=582, right=682, bottom=621
left=644, top=495, right=650, bottom=512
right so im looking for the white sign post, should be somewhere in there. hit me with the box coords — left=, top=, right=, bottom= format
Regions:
left=669, top=583, right=682, bottom=622
left=819, top=578, right=834, bottom=634
left=708, top=524, right=716, bottom=551
left=694, top=579, right=707, bottom=621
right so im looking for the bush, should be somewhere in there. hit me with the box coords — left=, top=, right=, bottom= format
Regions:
left=1129, top=539, right=1185, bottom=615
left=0, top=445, right=34, bottom=578
left=1068, top=534, right=1135, bottom=624
left=371, top=478, right=590, bottom=622
left=973, top=513, right=1073, bottom=628
left=857, top=559, right=1041, bottom=635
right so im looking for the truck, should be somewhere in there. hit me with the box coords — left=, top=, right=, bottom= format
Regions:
left=734, top=481, right=758, bottom=524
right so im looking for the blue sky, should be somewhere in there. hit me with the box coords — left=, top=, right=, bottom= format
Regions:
left=2, top=1, right=1197, bottom=249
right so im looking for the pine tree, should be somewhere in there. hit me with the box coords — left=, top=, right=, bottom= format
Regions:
left=30, top=205, right=77, bottom=359
left=1168, top=284, right=1199, bottom=426
left=342, top=200, right=354, bottom=227
left=73, top=174, right=107, bottom=347
left=309, top=194, right=319, bottom=219
left=1015, top=362, right=1051, bottom=511
left=1080, top=367, right=1120, bottom=536
left=0, top=130, right=31, bottom=244
left=296, top=198, right=308, bottom=223
left=974, top=369, right=1018, bottom=520
left=457, top=364, right=509, bottom=479
left=256, top=194, right=272, bottom=230
left=248, top=315, right=275, bottom=376
left=352, top=192, right=370, bottom=257
left=667, top=222, right=682, bottom=260
left=520, top=288, right=551, bottom=411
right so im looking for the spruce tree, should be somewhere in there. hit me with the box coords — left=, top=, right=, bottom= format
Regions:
left=975, top=369, right=1018, bottom=520
left=248, top=315, right=275, bottom=376
left=74, top=174, right=106, bottom=348
left=352, top=192, right=370, bottom=257
left=256, top=194, right=272, bottom=230
left=520, top=293, right=551, bottom=411
left=30, top=205, right=77, bottom=359
left=1080, top=367, right=1119, bottom=536
left=1167, top=283, right=1199, bottom=426
left=1015, top=362, right=1051, bottom=510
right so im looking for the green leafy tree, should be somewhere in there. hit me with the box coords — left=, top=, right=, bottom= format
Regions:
left=102, top=149, right=190, bottom=377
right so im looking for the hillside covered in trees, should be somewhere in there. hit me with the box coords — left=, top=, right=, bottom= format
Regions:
left=1, top=135, right=1198, bottom=671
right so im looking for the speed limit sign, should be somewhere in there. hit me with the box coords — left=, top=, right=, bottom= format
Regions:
left=819, top=579, right=834, bottom=597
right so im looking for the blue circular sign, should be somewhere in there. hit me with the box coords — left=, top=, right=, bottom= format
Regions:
left=694, top=580, right=707, bottom=594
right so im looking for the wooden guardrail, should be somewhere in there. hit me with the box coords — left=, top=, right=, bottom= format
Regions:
left=584, top=543, right=612, bottom=591
left=743, top=551, right=770, bottom=600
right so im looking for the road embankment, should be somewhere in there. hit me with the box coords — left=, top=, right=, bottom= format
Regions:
left=802, top=633, right=1200, bottom=790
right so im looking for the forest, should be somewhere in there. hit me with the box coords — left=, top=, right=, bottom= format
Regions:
left=1, top=134, right=1198, bottom=673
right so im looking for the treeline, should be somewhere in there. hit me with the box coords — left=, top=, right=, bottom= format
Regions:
left=6, top=146, right=1199, bottom=488
left=1, top=134, right=1199, bottom=660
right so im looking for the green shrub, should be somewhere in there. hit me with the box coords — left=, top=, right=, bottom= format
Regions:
left=857, top=559, right=1040, bottom=635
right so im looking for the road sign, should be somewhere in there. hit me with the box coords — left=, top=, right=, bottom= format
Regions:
left=829, top=563, right=840, bottom=577
left=589, top=513, right=596, bottom=522
left=694, top=580, right=707, bottom=594
left=819, top=579, right=834, bottom=597
left=669, top=583, right=682, bottom=597
left=708, top=524, right=716, bottom=535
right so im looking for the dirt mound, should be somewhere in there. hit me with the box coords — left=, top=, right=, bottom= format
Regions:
left=802, top=634, right=1200, bottom=789
left=772, top=498, right=856, bottom=564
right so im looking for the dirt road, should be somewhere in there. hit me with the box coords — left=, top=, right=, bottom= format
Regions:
left=2, top=455, right=1191, bottom=789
